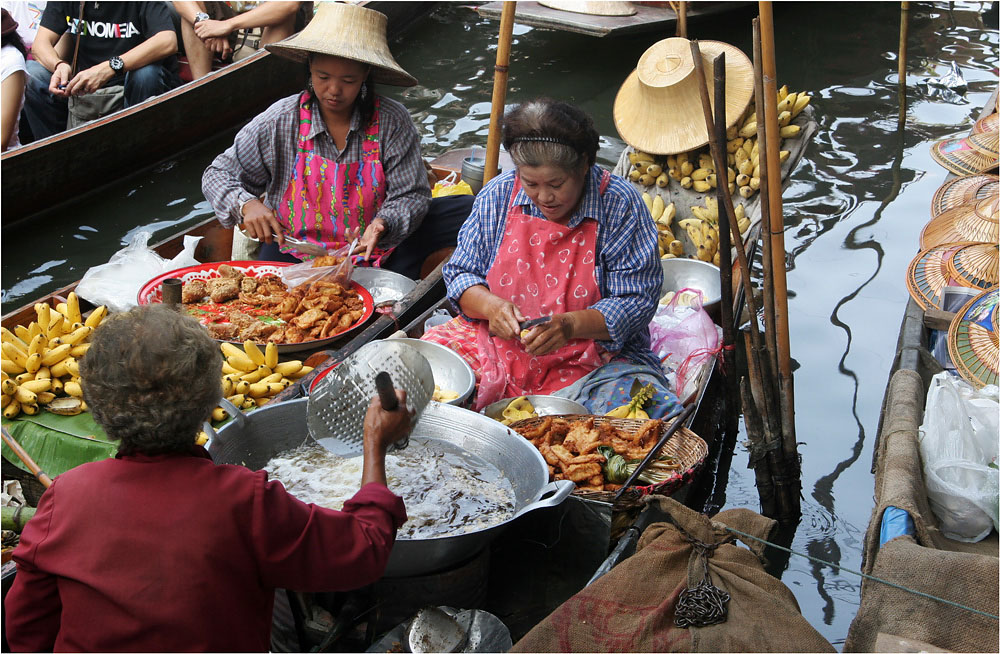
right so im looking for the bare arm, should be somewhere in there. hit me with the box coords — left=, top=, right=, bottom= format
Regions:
left=458, top=284, right=525, bottom=342
left=29, top=26, right=64, bottom=73
left=194, top=1, right=300, bottom=39
left=361, top=390, right=412, bottom=487
left=65, top=30, right=178, bottom=96
left=171, top=1, right=206, bottom=23
left=1, top=71, right=25, bottom=151
left=521, top=308, right=610, bottom=356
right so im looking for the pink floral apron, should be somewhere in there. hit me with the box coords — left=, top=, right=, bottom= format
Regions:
left=277, top=91, right=391, bottom=264
left=424, top=171, right=613, bottom=410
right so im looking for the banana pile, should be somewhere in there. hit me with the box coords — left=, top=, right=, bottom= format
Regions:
left=605, top=382, right=655, bottom=420
left=675, top=197, right=754, bottom=265
left=2, top=294, right=107, bottom=419
left=215, top=342, right=312, bottom=420
left=642, top=192, right=685, bottom=259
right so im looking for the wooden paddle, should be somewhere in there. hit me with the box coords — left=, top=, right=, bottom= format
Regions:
left=2, top=426, right=52, bottom=488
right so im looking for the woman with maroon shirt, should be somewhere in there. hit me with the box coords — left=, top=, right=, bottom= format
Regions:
left=4, top=305, right=411, bottom=652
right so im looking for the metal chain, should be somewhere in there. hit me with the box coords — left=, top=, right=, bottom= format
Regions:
left=671, top=518, right=737, bottom=628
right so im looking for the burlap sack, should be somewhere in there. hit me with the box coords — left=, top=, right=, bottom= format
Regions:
left=511, top=497, right=834, bottom=653
left=845, top=370, right=999, bottom=652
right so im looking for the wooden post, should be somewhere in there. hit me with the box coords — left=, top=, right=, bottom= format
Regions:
left=899, top=2, right=910, bottom=124
left=484, top=1, right=517, bottom=185
left=677, top=1, right=688, bottom=38
left=758, top=1, right=798, bottom=478
left=2, top=426, right=53, bottom=488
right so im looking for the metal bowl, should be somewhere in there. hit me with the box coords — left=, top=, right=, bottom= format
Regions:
left=482, top=395, right=589, bottom=422
left=392, top=338, right=475, bottom=407
left=351, top=267, right=417, bottom=307
left=660, top=258, right=722, bottom=318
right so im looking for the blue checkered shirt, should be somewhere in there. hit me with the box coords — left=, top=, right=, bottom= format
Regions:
left=444, top=165, right=663, bottom=369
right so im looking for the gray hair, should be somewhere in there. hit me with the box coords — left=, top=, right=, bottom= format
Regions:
left=502, top=99, right=599, bottom=173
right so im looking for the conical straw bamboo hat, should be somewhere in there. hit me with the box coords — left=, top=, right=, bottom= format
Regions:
left=538, top=1, right=637, bottom=16
left=930, top=136, right=999, bottom=176
left=973, top=112, right=998, bottom=135
left=613, top=38, right=753, bottom=155
left=920, top=196, right=999, bottom=249
left=968, top=129, right=999, bottom=157
left=266, top=2, right=417, bottom=87
left=930, top=173, right=998, bottom=218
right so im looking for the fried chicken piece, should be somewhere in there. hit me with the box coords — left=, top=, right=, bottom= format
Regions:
left=276, top=295, right=298, bottom=315
left=545, top=419, right=571, bottom=446
left=266, top=327, right=286, bottom=343
left=563, top=462, right=602, bottom=483
left=283, top=326, right=309, bottom=344
left=207, top=277, right=240, bottom=303
left=336, top=310, right=359, bottom=330
left=516, top=417, right=552, bottom=443
left=240, top=320, right=279, bottom=342
left=311, top=255, right=345, bottom=268
left=292, top=308, right=328, bottom=330
left=181, top=280, right=208, bottom=304
left=538, top=443, right=562, bottom=467
left=224, top=309, right=256, bottom=331
left=634, top=419, right=663, bottom=448
left=240, top=277, right=258, bottom=294
left=206, top=322, right=239, bottom=340
left=563, top=420, right=601, bottom=454
left=217, top=264, right=243, bottom=280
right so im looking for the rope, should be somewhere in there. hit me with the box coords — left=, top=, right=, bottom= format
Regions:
left=722, top=525, right=1000, bottom=621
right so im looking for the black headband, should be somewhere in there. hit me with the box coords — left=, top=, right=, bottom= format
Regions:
left=510, top=136, right=573, bottom=147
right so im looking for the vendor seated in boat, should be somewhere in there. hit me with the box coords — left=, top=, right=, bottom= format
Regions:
left=3, top=304, right=412, bottom=652
left=201, top=2, right=472, bottom=281
left=422, top=98, right=681, bottom=419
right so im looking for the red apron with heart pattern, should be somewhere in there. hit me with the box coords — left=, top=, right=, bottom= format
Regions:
left=472, top=171, right=612, bottom=410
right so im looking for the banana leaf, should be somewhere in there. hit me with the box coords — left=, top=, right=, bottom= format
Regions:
left=1, top=412, right=118, bottom=479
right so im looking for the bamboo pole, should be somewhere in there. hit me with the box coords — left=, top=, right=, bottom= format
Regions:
left=899, top=2, right=910, bottom=124
left=758, top=1, right=798, bottom=470
left=484, top=1, right=517, bottom=185
left=2, top=426, right=52, bottom=488
left=753, top=19, right=780, bottom=396
left=677, top=1, right=688, bottom=38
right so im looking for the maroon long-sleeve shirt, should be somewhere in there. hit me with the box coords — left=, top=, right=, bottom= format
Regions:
left=4, top=447, right=406, bottom=652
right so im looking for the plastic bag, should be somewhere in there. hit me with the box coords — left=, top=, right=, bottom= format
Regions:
left=649, top=288, right=722, bottom=404
left=279, top=241, right=354, bottom=288
left=918, top=372, right=1000, bottom=542
left=432, top=171, right=474, bottom=198
left=76, top=231, right=202, bottom=313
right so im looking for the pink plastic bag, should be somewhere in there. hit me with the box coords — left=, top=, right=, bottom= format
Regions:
left=649, top=288, right=721, bottom=402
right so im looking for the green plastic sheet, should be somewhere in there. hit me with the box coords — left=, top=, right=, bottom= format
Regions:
left=2, top=411, right=118, bottom=478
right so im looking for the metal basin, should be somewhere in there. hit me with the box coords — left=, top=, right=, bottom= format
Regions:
left=210, top=399, right=573, bottom=578
left=391, top=338, right=476, bottom=407
left=352, top=267, right=417, bottom=307
left=660, top=258, right=722, bottom=320
left=482, top=395, right=589, bottom=422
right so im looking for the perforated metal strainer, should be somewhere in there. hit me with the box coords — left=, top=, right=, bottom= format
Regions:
left=307, top=340, right=434, bottom=456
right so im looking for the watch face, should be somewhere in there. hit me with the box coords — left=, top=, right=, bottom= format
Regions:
left=110, top=56, right=124, bottom=71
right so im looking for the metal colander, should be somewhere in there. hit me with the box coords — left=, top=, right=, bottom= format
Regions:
left=307, top=340, right=434, bottom=456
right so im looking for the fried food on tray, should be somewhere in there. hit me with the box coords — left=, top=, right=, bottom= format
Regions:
left=312, top=255, right=346, bottom=268
left=179, top=268, right=366, bottom=345
left=182, top=280, right=208, bottom=304
left=513, top=417, right=665, bottom=491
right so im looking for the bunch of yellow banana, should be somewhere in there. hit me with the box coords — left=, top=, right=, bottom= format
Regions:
left=627, top=150, right=670, bottom=188
left=605, top=382, right=655, bottom=420
left=642, top=192, right=683, bottom=259
left=215, top=341, right=312, bottom=419
left=500, top=396, right=537, bottom=425
left=1, top=294, right=107, bottom=419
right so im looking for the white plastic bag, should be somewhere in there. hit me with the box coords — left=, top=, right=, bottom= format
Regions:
left=918, top=372, right=1000, bottom=542
left=76, top=231, right=202, bottom=313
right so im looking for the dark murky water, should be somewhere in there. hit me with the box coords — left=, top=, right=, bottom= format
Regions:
left=2, top=1, right=997, bottom=647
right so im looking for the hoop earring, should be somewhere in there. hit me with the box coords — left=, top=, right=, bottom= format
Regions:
left=360, top=84, right=368, bottom=101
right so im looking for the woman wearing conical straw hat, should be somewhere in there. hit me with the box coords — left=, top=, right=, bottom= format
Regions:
left=201, top=2, right=471, bottom=278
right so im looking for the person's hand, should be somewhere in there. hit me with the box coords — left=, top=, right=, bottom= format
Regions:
left=488, top=297, right=525, bottom=342
left=241, top=199, right=285, bottom=246
left=351, top=218, right=387, bottom=261
left=48, top=61, right=73, bottom=97
left=362, top=390, right=413, bottom=454
left=194, top=18, right=233, bottom=40
left=204, top=36, right=232, bottom=60
left=64, top=62, right=115, bottom=96
left=522, top=313, right=574, bottom=356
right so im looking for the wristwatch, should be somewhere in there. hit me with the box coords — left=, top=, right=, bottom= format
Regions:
left=194, top=11, right=210, bottom=23
left=109, top=56, right=124, bottom=72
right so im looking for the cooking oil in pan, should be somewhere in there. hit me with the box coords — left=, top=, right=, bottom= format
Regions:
left=264, top=437, right=516, bottom=539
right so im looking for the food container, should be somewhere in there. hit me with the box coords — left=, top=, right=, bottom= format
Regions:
left=461, top=157, right=486, bottom=194
left=390, top=338, right=475, bottom=406
left=660, top=258, right=722, bottom=321
left=210, top=398, right=574, bottom=577
left=482, top=395, right=589, bottom=423
left=351, top=267, right=417, bottom=307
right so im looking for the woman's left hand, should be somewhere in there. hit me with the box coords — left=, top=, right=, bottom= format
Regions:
left=522, top=313, right=575, bottom=356
left=353, top=219, right=387, bottom=261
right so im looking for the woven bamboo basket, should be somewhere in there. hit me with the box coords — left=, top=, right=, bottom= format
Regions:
left=509, top=414, right=709, bottom=510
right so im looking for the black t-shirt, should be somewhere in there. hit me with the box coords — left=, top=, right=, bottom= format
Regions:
left=40, top=1, right=178, bottom=85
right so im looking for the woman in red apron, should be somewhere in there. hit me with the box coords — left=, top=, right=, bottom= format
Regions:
left=423, top=99, right=681, bottom=419
left=201, top=2, right=472, bottom=280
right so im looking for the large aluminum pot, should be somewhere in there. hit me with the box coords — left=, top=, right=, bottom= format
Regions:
left=209, top=399, right=574, bottom=578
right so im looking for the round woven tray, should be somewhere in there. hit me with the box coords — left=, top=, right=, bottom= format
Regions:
left=509, top=414, right=709, bottom=510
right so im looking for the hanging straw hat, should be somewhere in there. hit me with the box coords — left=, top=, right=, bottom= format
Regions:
left=930, top=173, right=998, bottom=218
left=613, top=38, right=753, bottom=155
left=968, top=129, right=999, bottom=157
left=265, top=2, right=417, bottom=87
left=906, top=242, right=973, bottom=310
left=930, top=136, right=999, bottom=176
left=948, top=287, right=999, bottom=389
left=973, top=112, right=998, bottom=135
left=920, top=195, right=999, bottom=249
left=947, top=242, right=999, bottom=291
left=538, top=1, right=637, bottom=16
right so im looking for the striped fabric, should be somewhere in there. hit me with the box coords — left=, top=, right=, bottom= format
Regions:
left=443, top=166, right=664, bottom=369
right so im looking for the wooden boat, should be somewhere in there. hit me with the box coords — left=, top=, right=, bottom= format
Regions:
left=0, top=1, right=436, bottom=226
left=475, top=1, right=752, bottom=38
